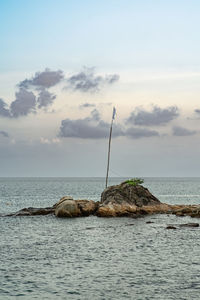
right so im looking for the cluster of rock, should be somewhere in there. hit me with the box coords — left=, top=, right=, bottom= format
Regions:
left=4, top=181, right=200, bottom=219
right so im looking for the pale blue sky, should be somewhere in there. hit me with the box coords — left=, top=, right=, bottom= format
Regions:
left=1, top=0, right=200, bottom=71
left=0, top=0, right=200, bottom=176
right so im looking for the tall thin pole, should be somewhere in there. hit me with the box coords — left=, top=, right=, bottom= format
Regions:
left=105, top=107, right=116, bottom=188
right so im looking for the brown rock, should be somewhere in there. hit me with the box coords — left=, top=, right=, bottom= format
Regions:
left=77, top=200, right=99, bottom=216
left=54, top=197, right=98, bottom=218
left=97, top=182, right=161, bottom=217
left=53, top=196, right=74, bottom=208
left=55, top=199, right=81, bottom=218
left=96, top=203, right=138, bottom=217
left=101, top=182, right=160, bottom=207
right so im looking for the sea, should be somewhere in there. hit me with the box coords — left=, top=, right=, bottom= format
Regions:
left=0, top=177, right=200, bottom=300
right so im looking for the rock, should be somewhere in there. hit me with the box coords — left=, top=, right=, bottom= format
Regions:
left=54, top=197, right=98, bottom=218
left=77, top=200, right=99, bottom=216
left=97, top=182, right=161, bottom=217
left=175, top=212, right=185, bottom=217
left=6, top=207, right=55, bottom=217
left=166, top=225, right=177, bottom=230
left=53, top=196, right=74, bottom=208
left=179, top=223, right=199, bottom=228
left=191, top=213, right=200, bottom=218
left=101, top=182, right=160, bottom=206
left=96, top=203, right=138, bottom=217
left=55, top=199, right=81, bottom=217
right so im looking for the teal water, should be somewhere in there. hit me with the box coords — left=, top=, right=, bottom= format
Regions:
left=0, top=177, right=200, bottom=299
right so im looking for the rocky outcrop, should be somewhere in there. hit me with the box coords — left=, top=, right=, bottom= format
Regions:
left=3, top=182, right=200, bottom=220
left=101, top=181, right=160, bottom=206
left=96, top=181, right=161, bottom=217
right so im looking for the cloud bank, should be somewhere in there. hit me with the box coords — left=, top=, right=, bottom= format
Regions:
left=126, top=106, right=179, bottom=126
left=172, top=126, right=197, bottom=136
left=125, top=127, right=159, bottom=139
left=59, top=109, right=124, bottom=139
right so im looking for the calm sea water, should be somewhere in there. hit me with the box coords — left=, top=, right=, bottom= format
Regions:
left=0, top=177, right=200, bottom=300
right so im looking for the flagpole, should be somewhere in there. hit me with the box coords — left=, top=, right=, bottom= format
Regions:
left=105, top=107, right=116, bottom=188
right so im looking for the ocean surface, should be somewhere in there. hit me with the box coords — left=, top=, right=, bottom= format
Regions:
left=0, top=177, right=200, bottom=300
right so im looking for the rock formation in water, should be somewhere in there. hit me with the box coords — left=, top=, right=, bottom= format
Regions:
left=3, top=180, right=200, bottom=219
left=96, top=181, right=161, bottom=217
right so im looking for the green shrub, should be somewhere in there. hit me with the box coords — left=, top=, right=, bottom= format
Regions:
left=125, top=178, right=144, bottom=186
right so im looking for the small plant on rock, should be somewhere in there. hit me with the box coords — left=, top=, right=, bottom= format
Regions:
left=125, top=178, right=144, bottom=186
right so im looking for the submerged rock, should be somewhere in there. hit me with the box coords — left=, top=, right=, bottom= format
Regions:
left=6, top=207, right=55, bottom=217
left=166, top=225, right=177, bottom=230
left=166, top=223, right=199, bottom=229
left=179, top=223, right=199, bottom=228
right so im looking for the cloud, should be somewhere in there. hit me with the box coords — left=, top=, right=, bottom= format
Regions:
left=0, top=67, right=118, bottom=120
left=79, top=103, right=96, bottom=109
left=19, top=68, right=64, bottom=89
left=37, top=88, right=56, bottom=108
left=90, top=109, right=100, bottom=121
left=10, top=88, right=36, bottom=118
left=0, top=130, right=9, bottom=138
left=0, top=68, right=60, bottom=118
left=0, top=99, right=11, bottom=117
left=126, top=127, right=159, bottom=139
left=172, top=126, right=197, bottom=136
left=66, top=67, right=119, bottom=93
left=59, top=109, right=123, bottom=139
left=126, top=106, right=179, bottom=126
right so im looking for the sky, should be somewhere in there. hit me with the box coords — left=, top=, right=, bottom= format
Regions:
left=1, top=0, right=200, bottom=177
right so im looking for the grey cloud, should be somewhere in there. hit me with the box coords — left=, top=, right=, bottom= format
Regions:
left=126, top=106, right=179, bottom=126
left=0, top=130, right=9, bottom=138
left=126, top=127, right=159, bottom=139
left=59, top=118, right=108, bottom=139
left=79, top=103, right=96, bottom=109
left=66, top=67, right=119, bottom=93
left=19, top=68, right=64, bottom=89
left=37, top=88, right=56, bottom=108
left=0, top=99, right=11, bottom=117
left=59, top=109, right=124, bottom=139
left=172, top=126, right=197, bottom=136
left=90, top=109, right=100, bottom=121
left=10, top=88, right=36, bottom=118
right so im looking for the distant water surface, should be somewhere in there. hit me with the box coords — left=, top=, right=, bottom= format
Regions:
left=0, top=177, right=200, bottom=299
